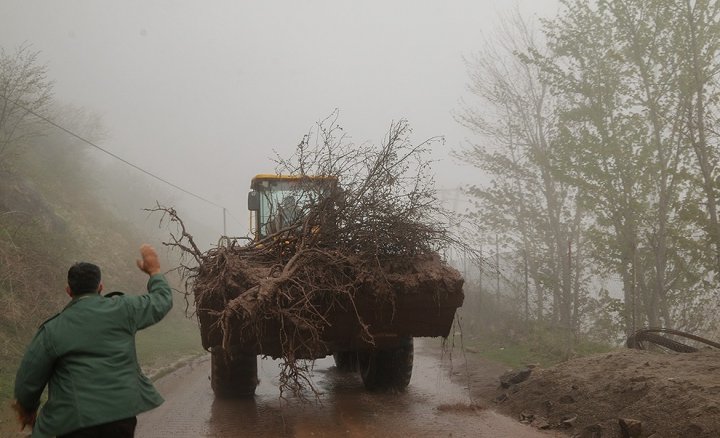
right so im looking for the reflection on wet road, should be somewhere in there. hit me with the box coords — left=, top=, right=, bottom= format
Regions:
left=136, top=342, right=556, bottom=437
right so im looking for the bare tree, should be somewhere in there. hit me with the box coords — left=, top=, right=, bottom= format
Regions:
left=0, top=43, right=53, bottom=168
left=456, top=9, right=588, bottom=333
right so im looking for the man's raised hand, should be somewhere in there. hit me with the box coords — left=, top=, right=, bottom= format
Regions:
left=136, top=244, right=161, bottom=276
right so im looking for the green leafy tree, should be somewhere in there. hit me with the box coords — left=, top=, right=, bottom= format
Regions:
left=533, top=0, right=717, bottom=335
left=461, top=0, right=720, bottom=340
left=673, top=0, right=720, bottom=272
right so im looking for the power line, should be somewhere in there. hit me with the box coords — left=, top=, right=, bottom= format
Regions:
left=1, top=93, right=229, bottom=211
left=224, top=209, right=247, bottom=229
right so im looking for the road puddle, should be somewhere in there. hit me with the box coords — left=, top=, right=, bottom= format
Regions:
left=137, top=342, right=556, bottom=437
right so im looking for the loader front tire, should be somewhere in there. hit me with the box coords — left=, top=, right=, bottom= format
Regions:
left=359, top=338, right=413, bottom=391
left=210, top=347, right=258, bottom=397
left=333, top=351, right=359, bottom=372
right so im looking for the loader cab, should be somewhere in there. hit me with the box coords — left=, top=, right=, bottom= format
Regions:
left=247, top=174, right=337, bottom=240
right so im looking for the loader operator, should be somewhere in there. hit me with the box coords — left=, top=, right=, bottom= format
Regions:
left=11, top=244, right=173, bottom=438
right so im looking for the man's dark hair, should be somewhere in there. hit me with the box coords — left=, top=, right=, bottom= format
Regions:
left=67, top=262, right=101, bottom=295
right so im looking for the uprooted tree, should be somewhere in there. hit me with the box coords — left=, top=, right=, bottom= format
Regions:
left=154, top=115, right=466, bottom=398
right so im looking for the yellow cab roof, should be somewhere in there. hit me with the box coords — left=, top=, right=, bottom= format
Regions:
left=251, top=174, right=338, bottom=189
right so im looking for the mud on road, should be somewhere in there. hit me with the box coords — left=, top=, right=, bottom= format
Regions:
left=136, top=342, right=559, bottom=438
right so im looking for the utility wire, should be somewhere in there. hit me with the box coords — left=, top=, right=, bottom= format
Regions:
left=1, top=93, right=230, bottom=211
left=224, top=209, right=246, bottom=228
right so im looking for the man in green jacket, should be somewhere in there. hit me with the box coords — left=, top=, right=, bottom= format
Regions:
left=13, top=244, right=173, bottom=438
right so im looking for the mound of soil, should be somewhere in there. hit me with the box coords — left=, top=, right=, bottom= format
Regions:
left=481, top=349, right=720, bottom=437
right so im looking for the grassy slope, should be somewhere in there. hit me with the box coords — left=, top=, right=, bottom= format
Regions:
left=460, top=329, right=613, bottom=369
left=135, top=310, right=205, bottom=375
left=0, top=145, right=205, bottom=433
left=457, top=293, right=614, bottom=369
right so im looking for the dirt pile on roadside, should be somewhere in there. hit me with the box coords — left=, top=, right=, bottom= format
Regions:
left=488, top=349, right=720, bottom=437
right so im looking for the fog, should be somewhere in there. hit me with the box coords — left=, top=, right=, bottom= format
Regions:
left=6, top=6, right=720, bottom=429
left=0, top=0, right=559, bottom=240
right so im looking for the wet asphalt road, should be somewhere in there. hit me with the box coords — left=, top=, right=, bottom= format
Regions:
left=136, top=343, right=557, bottom=438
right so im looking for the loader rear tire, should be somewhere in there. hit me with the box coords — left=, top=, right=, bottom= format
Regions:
left=210, top=347, right=258, bottom=397
left=359, top=338, right=413, bottom=391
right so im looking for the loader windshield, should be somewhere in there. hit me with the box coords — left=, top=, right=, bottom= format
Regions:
left=250, top=175, right=336, bottom=239
left=257, top=182, right=306, bottom=237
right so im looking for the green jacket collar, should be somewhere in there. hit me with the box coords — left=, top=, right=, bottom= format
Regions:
left=63, top=293, right=100, bottom=311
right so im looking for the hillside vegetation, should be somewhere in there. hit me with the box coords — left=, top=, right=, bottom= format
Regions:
left=0, top=111, right=204, bottom=416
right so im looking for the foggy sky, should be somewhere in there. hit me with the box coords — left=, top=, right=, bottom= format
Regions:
left=1, top=0, right=560, bottom=239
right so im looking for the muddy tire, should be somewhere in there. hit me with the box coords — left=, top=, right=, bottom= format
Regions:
left=359, top=338, right=413, bottom=391
left=333, top=351, right=359, bottom=372
left=210, top=347, right=258, bottom=397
